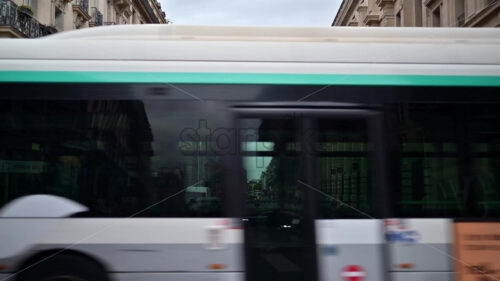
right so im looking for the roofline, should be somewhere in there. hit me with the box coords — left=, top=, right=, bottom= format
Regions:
left=332, top=0, right=347, bottom=26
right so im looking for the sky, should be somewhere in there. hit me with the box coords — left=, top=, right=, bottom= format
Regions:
left=158, top=0, right=343, bottom=27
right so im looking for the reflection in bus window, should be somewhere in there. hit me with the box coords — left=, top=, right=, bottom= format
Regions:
left=240, top=118, right=306, bottom=281
left=0, top=100, right=224, bottom=217
left=315, top=119, right=373, bottom=218
left=389, top=103, right=500, bottom=218
left=240, top=118, right=302, bottom=230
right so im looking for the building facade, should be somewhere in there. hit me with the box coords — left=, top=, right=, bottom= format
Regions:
left=332, top=0, right=499, bottom=27
left=0, top=0, right=168, bottom=38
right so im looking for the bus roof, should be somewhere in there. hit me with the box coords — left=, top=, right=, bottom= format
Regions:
left=1, top=25, right=499, bottom=83
left=46, top=25, right=500, bottom=44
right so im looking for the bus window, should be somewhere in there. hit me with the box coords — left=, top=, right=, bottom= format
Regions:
left=463, top=104, right=500, bottom=217
left=389, top=103, right=462, bottom=217
left=0, top=100, right=226, bottom=218
left=241, top=119, right=301, bottom=219
left=388, top=103, right=500, bottom=218
left=240, top=117, right=307, bottom=281
left=315, top=119, right=374, bottom=218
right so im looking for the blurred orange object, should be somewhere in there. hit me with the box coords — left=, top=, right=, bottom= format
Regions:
left=397, top=263, right=414, bottom=269
left=454, top=222, right=500, bottom=281
left=208, top=264, right=226, bottom=269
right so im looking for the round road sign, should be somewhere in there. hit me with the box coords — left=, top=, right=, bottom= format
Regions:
left=341, top=265, right=366, bottom=281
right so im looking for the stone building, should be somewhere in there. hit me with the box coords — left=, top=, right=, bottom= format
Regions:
left=332, top=0, right=499, bottom=27
left=0, top=0, right=168, bottom=38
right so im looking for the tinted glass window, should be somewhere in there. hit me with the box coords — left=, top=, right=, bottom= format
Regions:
left=0, top=100, right=226, bottom=217
left=240, top=118, right=303, bottom=238
left=240, top=117, right=308, bottom=281
left=315, top=119, right=373, bottom=218
left=240, top=117, right=375, bottom=221
left=389, top=103, right=500, bottom=218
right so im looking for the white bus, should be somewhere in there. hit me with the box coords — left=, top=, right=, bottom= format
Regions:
left=0, top=25, right=500, bottom=281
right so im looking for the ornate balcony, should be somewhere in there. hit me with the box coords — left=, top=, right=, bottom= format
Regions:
left=72, top=0, right=91, bottom=28
left=39, top=24, right=58, bottom=36
left=364, top=14, right=381, bottom=26
left=139, top=0, right=160, bottom=23
left=0, top=0, right=41, bottom=38
left=72, top=0, right=90, bottom=19
left=114, top=0, right=132, bottom=10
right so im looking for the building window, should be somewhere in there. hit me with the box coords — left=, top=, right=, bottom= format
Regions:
left=55, top=7, right=64, bottom=31
left=415, top=0, right=423, bottom=26
left=456, top=0, right=465, bottom=26
left=24, top=0, right=37, bottom=14
left=396, top=10, right=402, bottom=26
left=432, top=6, right=441, bottom=27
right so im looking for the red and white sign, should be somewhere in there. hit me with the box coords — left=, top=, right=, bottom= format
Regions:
left=341, top=265, right=366, bottom=281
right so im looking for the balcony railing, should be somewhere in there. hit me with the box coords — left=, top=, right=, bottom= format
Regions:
left=39, top=24, right=57, bottom=36
left=140, top=0, right=160, bottom=23
left=73, top=0, right=89, bottom=16
left=91, top=7, right=103, bottom=26
left=0, top=0, right=41, bottom=38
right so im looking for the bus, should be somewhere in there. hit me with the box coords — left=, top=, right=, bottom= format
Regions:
left=0, top=25, right=499, bottom=281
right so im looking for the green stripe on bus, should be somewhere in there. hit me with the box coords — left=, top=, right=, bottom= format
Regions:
left=1, top=71, right=500, bottom=86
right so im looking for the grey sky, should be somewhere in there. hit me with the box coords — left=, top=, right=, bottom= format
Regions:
left=158, top=0, right=342, bottom=27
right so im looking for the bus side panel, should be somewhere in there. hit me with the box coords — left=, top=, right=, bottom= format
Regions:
left=112, top=272, right=245, bottom=281
left=33, top=218, right=245, bottom=273
left=385, top=219, right=453, bottom=281
left=0, top=218, right=244, bottom=278
left=390, top=272, right=454, bottom=281
left=316, top=219, right=385, bottom=281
